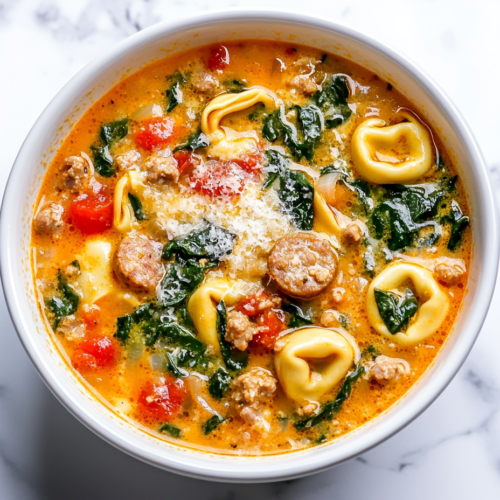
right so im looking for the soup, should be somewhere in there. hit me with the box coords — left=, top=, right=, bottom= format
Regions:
left=31, top=40, right=471, bottom=455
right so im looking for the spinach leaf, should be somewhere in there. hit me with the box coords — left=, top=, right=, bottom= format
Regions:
left=99, top=118, right=128, bottom=146
left=295, top=365, right=364, bottom=430
left=47, top=272, right=80, bottom=329
left=70, top=260, right=80, bottom=270
left=90, top=144, right=115, bottom=177
left=166, top=351, right=189, bottom=378
left=363, top=344, right=379, bottom=360
left=208, top=367, right=232, bottom=400
left=223, top=79, right=246, bottom=93
left=115, top=315, right=132, bottom=343
left=159, top=423, right=181, bottom=438
left=159, top=323, right=205, bottom=356
left=128, top=193, right=147, bottom=221
left=203, top=415, right=225, bottom=435
left=279, top=167, right=315, bottom=231
left=173, top=130, right=210, bottom=153
left=262, top=150, right=289, bottom=189
left=387, top=184, right=444, bottom=221
left=166, top=73, right=185, bottom=112
left=374, top=288, right=418, bottom=334
left=443, top=200, right=469, bottom=251
left=216, top=300, right=248, bottom=372
left=163, top=223, right=236, bottom=262
left=312, top=75, right=351, bottom=128
left=282, top=302, right=313, bottom=328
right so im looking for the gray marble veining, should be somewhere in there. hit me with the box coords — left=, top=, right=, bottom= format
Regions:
left=1, top=1, right=500, bottom=498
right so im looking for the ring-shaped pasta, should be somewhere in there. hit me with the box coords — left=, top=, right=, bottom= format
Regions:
left=201, top=87, right=277, bottom=144
left=366, top=262, right=449, bottom=346
left=351, top=112, right=433, bottom=184
left=113, top=171, right=145, bottom=232
left=274, top=328, right=355, bottom=401
left=187, top=278, right=247, bottom=356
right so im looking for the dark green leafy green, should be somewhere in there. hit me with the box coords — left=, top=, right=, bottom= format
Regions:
left=262, top=150, right=289, bottom=189
left=115, top=315, right=132, bottom=343
left=216, top=300, right=248, bottom=372
left=363, top=344, right=380, bottom=360
left=69, top=260, right=80, bottom=270
left=166, top=351, right=188, bottom=378
left=223, top=79, right=246, bottom=93
left=374, top=288, right=419, bottom=334
left=47, top=272, right=80, bottom=330
left=295, top=365, right=365, bottom=430
left=208, top=367, right=232, bottom=400
left=166, top=73, right=186, bottom=112
left=163, top=223, right=236, bottom=261
left=173, top=130, right=210, bottom=152
left=279, top=167, right=315, bottom=230
left=90, top=144, right=115, bottom=177
left=99, top=118, right=128, bottom=145
left=159, top=423, right=181, bottom=438
left=443, top=200, right=469, bottom=250
left=91, top=119, right=129, bottom=177
left=127, top=193, right=147, bottom=221
left=203, top=415, right=225, bottom=435
left=312, top=75, right=351, bottom=128
left=282, top=302, right=313, bottom=328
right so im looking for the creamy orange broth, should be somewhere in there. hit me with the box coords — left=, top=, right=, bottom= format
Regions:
left=31, top=40, right=471, bottom=455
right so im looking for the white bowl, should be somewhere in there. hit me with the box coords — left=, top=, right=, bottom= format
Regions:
left=1, top=8, right=498, bottom=483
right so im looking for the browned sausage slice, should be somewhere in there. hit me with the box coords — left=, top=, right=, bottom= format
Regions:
left=115, top=233, right=164, bottom=292
left=268, top=233, right=336, bottom=299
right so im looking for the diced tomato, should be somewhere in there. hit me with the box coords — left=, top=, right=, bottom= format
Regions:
left=231, top=150, right=264, bottom=173
left=134, top=117, right=175, bottom=151
left=237, top=290, right=271, bottom=317
left=82, top=306, right=100, bottom=331
left=189, top=160, right=248, bottom=198
left=174, top=149, right=199, bottom=176
left=208, top=45, right=230, bottom=71
left=71, top=190, right=113, bottom=234
left=72, top=335, right=117, bottom=371
left=137, top=378, right=186, bottom=422
left=250, top=309, right=285, bottom=351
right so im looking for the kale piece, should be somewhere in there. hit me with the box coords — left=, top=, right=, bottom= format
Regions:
left=162, top=223, right=236, bottom=262
left=216, top=300, right=248, bottom=372
left=47, top=272, right=80, bottom=330
left=127, top=193, right=147, bottom=221
left=166, top=72, right=186, bottom=112
left=115, top=315, right=132, bottom=343
left=99, top=118, right=128, bottom=145
left=443, top=200, right=469, bottom=251
left=159, top=423, right=182, bottom=438
left=203, top=415, right=225, bottom=435
left=208, top=367, right=232, bottom=400
left=295, top=365, right=365, bottom=430
left=173, top=130, right=210, bottom=153
left=374, top=288, right=419, bottom=334
left=312, top=75, right=352, bottom=129
left=91, top=118, right=129, bottom=177
left=282, top=302, right=313, bottom=328
left=90, top=144, right=115, bottom=178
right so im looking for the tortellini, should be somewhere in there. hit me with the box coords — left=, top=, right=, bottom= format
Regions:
left=113, top=171, right=145, bottom=232
left=313, top=191, right=343, bottom=240
left=366, top=262, right=449, bottom=346
left=187, top=278, right=247, bottom=356
left=351, top=112, right=433, bottom=184
left=77, top=240, right=115, bottom=304
left=274, top=328, right=355, bottom=401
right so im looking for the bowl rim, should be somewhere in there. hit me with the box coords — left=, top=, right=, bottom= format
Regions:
left=1, top=7, right=498, bottom=483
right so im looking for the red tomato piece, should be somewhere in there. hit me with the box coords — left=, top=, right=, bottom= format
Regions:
left=174, top=150, right=199, bottom=176
left=208, top=45, right=230, bottom=71
left=189, top=160, right=248, bottom=198
left=237, top=290, right=271, bottom=317
left=137, top=378, right=186, bottom=422
left=71, top=190, right=113, bottom=234
left=231, top=151, right=264, bottom=173
left=134, top=117, right=174, bottom=151
left=250, top=309, right=285, bottom=351
left=72, top=335, right=117, bottom=371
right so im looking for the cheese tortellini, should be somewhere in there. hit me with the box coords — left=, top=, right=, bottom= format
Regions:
left=351, top=112, right=433, bottom=184
left=77, top=240, right=115, bottom=304
left=313, top=191, right=343, bottom=240
left=113, top=171, right=145, bottom=232
left=366, top=262, right=449, bottom=346
left=187, top=278, right=247, bottom=356
left=274, top=328, right=355, bottom=401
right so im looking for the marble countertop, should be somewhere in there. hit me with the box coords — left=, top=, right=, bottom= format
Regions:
left=1, top=1, right=500, bottom=498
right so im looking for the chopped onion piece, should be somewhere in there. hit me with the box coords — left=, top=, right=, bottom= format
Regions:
left=316, top=171, right=343, bottom=204
left=131, top=104, right=163, bottom=121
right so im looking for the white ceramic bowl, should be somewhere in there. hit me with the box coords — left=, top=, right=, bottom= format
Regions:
left=1, top=8, right=498, bottom=483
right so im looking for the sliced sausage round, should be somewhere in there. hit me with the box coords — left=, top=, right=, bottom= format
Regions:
left=268, top=233, right=336, bottom=299
left=115, top=233, right=164, bottom=292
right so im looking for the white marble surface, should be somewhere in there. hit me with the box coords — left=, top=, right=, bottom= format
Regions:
left=1, top=1, right=500, bottom=498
